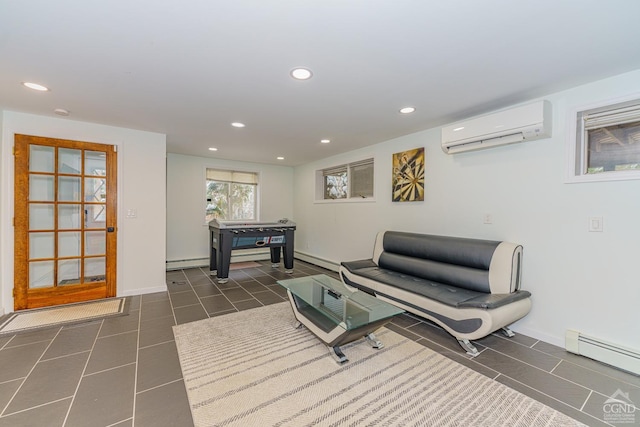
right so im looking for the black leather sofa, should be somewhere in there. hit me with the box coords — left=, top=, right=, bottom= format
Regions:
left=339, top=231, right=532, bottom=355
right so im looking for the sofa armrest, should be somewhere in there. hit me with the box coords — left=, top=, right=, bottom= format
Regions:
left=457, top=290, right=531, bottom=309
left=341, top=259, right=377, bottom=273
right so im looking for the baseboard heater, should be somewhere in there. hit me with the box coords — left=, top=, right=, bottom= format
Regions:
left=166, top=251, right=271, bottom=270
left=566, top=329, right=640, bottom=375
left=294, top=251, right=340, bottom=272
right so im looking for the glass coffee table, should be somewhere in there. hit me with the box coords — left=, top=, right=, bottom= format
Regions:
left=277, top=274, right=404, bottom=363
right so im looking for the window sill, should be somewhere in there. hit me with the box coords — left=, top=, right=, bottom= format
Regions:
left=565, top=170, right=640, bottom=184
left=314, top=198, right=376, bottom=204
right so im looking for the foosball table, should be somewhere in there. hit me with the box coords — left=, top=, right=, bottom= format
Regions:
left=208, top=218, right=296, bottom=283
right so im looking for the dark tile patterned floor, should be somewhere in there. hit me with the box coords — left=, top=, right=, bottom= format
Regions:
left=0, top=260, right=638, bottom=426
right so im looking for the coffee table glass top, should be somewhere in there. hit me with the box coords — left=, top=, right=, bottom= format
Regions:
left=277, top=274, right=404, bottom=330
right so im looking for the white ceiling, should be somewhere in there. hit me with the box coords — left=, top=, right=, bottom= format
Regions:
left=2, top=1, right=640, bottom=166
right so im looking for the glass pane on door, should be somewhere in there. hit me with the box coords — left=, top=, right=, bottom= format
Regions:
left=29, top=204, right=54, bottom=229
left=58, top=177, right=81, bottom=201
left=29, top=261, right=54, bottom=288
left=85, top=257, right=105, bottom=282
left=30, top=232, right=54, bottom=259
left=58, top=259, right=80, bottom=285
left=85, top=231, right=106, bottom=256
left=85, top=177, right=106, bottom=202
left=85, top=204, right=106, bottom=226
left=58, top=148, right=82, bottom=174
left=29, top=145, right=54, bottom=173
left=58, top=204, right=82, bottom=229
left=30, top=176, right=54, bottom=201
left=85, top=151, right=106, bottom=176
left=58, top=232, right=81, bottom=257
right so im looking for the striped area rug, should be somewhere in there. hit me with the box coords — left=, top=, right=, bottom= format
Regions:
left=173, top=303, right=584, bottom=427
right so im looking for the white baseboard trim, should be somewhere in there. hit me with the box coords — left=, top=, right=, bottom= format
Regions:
left=166, top=258, right=208, bottom=270
left=294, top=251, right=340, bottom=272
left=509, top=325, right=564, bottom=348
left=120, top=285, right=168, bottom=297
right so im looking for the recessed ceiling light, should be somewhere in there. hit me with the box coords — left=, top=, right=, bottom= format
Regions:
left=22, top=82, right=49, bottom=91
left=320, top=139, right=330, bottom=144
left=399, top=107, right=416, bottom=114
left=277, top=156, right=285, bottom=160
left=290, top=68, right=313, bottom=80
left=453, top=126, right=465, bottom=132
left=231, top=122, right=245, bottom=128
left=208, top=147, right=218, bottom=151
left=54, top=108, right=69, bottom=116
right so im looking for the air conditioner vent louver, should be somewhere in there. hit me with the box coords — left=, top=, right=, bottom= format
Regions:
left=441, top=100, right=552, bottom=154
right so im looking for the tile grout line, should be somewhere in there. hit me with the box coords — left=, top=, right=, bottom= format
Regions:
left=476, top=346, right=596, bottom=394
left=61, top=318, right=106, bottom=426
left=0, top=327, right=64, bottom=418
left=491, top=328, right=640, bottom=390
left=135, top=378, right=185, bottom=396
left=1, top=396, right=73, bottom=419
left=579, top=390, right=593, bottom=412
left=419, top=324, right=602, bottom=420
left=130, top=296, right=143, bottom=427
left=82, top=361, right=137, bottom=378
left=138, top=339, right=176, bottom=351
left=183, top=269, right=213, bottom=320
left=0, top=377, right=26, bottom=387
left=550, top=358, right=563, bottom=374
left=97, top=328, right=140, bottom=341
left=495, top=372, right=608, bottom=425
left=410, top=327, right=607, bottom=423
left=398, top=317, right=601, bottom=420
left=106, top=416, right=133, bottom=427
left=205, top=274, right=243, bottom=317
left=40, top=348, right=91, bottom=363
left=494, top=329, right=640, bottom=389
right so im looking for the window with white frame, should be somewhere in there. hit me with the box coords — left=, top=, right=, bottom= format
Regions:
left=318, top=158, right=374, bottom=200
left=571, top=98, right=640, bottom=181
left=205, top=169, right=258, bottom=222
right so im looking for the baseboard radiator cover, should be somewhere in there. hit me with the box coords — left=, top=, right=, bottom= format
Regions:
left=566, top=329, right=640, bottom=375
left=294, top=251, right=340, bottom=272
left=166, top=251, right=271, bottom=271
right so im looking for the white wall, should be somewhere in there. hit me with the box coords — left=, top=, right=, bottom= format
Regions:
left=166, top=153, right=294, bottom=268
left=293, top=69, right=640, bottom=350
left=0, top=111, right=167, bottom=314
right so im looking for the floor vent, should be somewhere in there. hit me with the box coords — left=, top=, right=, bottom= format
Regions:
left=566, top=329, right=640, bottom=375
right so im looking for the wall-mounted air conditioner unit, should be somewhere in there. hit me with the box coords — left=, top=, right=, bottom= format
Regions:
left=441, top=100, right=552, bottom=154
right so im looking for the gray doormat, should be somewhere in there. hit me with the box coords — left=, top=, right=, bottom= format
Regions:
left=0, top=297, right=128, bottom=336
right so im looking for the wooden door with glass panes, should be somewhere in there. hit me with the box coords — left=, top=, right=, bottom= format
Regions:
left=14, top=134, right=117, bottom=310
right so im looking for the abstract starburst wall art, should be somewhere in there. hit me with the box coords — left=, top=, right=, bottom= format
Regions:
left=392, top=147, right=425, bottom=202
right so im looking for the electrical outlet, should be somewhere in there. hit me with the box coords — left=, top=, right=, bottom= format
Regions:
left=589, top=216, right=603, bottom=232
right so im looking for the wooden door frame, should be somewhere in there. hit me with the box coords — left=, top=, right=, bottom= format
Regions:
left=13, top=134, right=118, bottom=310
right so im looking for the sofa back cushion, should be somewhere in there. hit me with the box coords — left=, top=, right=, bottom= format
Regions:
left=374, top=231, right=521, bottom=294
left=378, top=252, right=492, bottom=293
left=380, top=232, right=499, bottom=269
